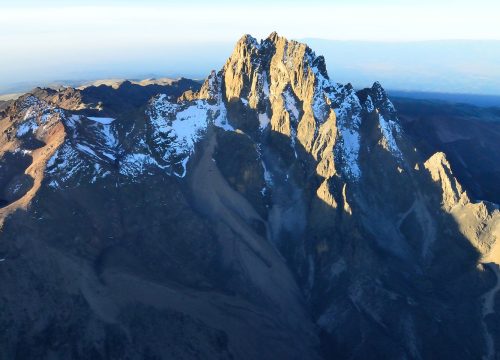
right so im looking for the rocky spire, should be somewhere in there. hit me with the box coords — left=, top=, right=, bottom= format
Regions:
left=172, top=32, right=406, bottom=183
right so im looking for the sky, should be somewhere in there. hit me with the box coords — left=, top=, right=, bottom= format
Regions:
left=1, top=0, right=499, bottom=95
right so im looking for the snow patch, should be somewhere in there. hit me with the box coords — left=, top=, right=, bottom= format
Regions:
left=87, top=116, right=115, bottom=125
left=46, top=145, right=86, bottom=187
left=339, top=126, right=361, bottom=179
left=147, top=82, right=233, bottom=177
left=333, top=88, right=363, bottom=180
left=364, top=95, right=375, bottom=113
left=262, top=71, right=270, bottom=98
left=75, top=143, right=97, bottom=157
left=16, top=122, right=36, bottom=137
left=148, top=98, right=210, bottom=177
left=378, top=113, right=402, bottom=158
left=311, top=68, right=332, bottom=123
left=97, top=122, right=117, bottom=148
left=258, top=112, right=270, bottom=130
left=164, top=102, right=208, bottom=154
left=120, top=153, right=162, bottom=177
left=262, top=160, right=273, bottom=186
left=283, top=90, right=300, bottom=120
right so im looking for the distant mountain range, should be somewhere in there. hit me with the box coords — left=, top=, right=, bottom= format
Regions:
left=1, top=39, right=499, bottom=98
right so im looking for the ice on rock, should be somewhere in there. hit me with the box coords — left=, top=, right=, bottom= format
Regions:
left=338, top=127, right=361, bottom=179
left=149, top=98, right=209, bottom=163
left=99, top=123, right=117, bottom=149
left=167, top=104, right=209, bottom=152
left=378, top=113, right=403, bottom=158
left=46, top=145, right=86, bottom=188
left=147, top=79, right=232, bottom=177
left=119, top=153, right=162, bottom=178
left=258, top=113, right=270, bottom=130
left=16, top=122, right=36, bottom=137
left=333, top=86, right=363, bottom=180
left=75, top=143, right=98, bottom=158
left=87, top=117, right=115, bottom=125
left=364, top=95, right=375, bottom=113
left=15, top=96, right=62, bottom=138
left=283, top=90, right=300, bottom=121
left=262, top=160, right=273, bottom=186
left=262, top=72, right=270, bottom=98
left=311, top=65, right=333, bottom=123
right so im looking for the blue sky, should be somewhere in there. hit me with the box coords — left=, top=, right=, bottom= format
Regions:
left=0, top=0, right=499, bottom=94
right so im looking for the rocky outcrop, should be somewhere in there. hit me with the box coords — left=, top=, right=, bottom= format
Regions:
left=0, top=95, right=65, bottom=226
left=424, top=152, right=500, bottom=264
left=424, top=152, right=469, bottom=210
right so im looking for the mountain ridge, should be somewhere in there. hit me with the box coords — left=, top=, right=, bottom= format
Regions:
left=0, top=32, right=499, bottom=359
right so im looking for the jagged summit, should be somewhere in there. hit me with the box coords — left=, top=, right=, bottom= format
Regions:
left=159, top=33, right=405, bottom=183
left=223, top=32, right=331, bottom=100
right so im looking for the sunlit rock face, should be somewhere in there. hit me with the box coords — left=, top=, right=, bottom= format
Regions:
left=0, top=33, right=498, bottom=360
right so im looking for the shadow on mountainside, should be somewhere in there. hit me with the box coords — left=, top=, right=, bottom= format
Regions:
left=0, top=89, right=497, bottom=359
left=29, top=78, right=202, bottom=119
left=0, top=152, right=34, bottom=209
left=210, top=114, right=496, bottom=359
left=394, top=97, right=500, bottom=204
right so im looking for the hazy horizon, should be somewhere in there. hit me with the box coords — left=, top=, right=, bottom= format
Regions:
left=1, top=0, right=500, bottom=96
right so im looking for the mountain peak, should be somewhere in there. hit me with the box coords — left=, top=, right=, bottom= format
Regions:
left=371, top=80, right=388, bottom=101
left=177, top=33, right=405, bottom=180
left=267, top=31, right=279, bottom=42
left=2, top=31, right=500, bottom=360
left=236, top=33, right=260, bottom=48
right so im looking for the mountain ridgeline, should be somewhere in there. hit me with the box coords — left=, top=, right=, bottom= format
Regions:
left=0, top=33, right=499, bottom=359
